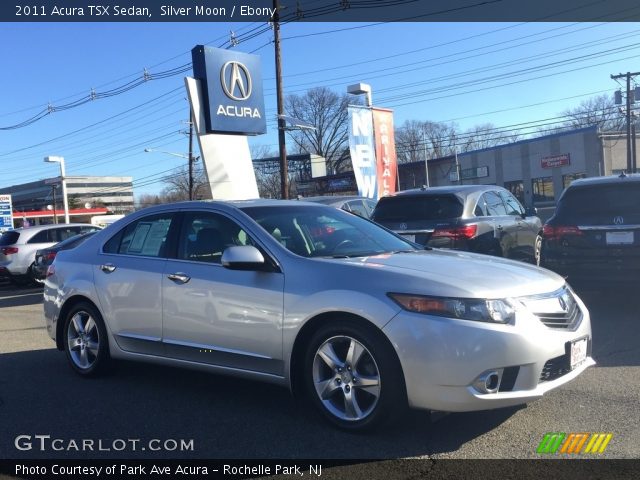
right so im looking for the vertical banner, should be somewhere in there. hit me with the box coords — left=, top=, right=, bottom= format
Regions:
left=372, top=108, right=398, bottom=198
left=347, top=106, right=377, bottom=199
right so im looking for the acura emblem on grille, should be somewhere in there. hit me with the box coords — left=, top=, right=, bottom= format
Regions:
left=558, top=296, right=568, bottom=312
left=614, top=216, right=624, bottom=225
left=399, top=223, right=408, bottom=230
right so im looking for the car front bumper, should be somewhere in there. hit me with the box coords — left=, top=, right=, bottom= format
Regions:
left=382, top=298, right=594, bottom=412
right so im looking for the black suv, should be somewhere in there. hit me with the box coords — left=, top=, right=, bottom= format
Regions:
left=539, top=173, right=640, bottom=284
left=371, top=185, right=541, bottom=261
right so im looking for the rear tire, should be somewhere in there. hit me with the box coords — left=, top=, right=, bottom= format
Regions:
left=62, top=302, right=111, bottom=377
left=302, top=320, right=406, bottom=431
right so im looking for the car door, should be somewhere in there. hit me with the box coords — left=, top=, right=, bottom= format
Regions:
left=500, top=190, right=539, bottom=259
left=161, top=210, right=285, bottom=376
left=482, top=191, right=518, bottom=257
left=93, top=212, right=177, bottom=355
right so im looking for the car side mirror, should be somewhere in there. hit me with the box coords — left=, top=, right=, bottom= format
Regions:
left=524, top=206, right=537, bottom=217
left=221, top=245, right=265, bottom=271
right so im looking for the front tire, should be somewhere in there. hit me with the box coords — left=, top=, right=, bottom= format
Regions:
left=303, top=320, right=405, bottom=431
left=62, top=302, right=110, bottom=377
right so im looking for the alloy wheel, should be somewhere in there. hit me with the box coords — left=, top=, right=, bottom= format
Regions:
left=66, top=311, right=101, bottom=370
left=312, top=335, right=381, bottom=422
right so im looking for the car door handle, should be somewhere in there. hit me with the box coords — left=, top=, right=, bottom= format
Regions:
left=167, top=273, right=191, bottom=284
left=100, top=263, right=116, bottom=273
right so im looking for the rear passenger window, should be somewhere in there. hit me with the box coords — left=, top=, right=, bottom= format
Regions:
left=483, top=192, right=508, bottom=216
left=28, top=230, right=55, bottom=243
left=103, top=214, right=174, bottom=258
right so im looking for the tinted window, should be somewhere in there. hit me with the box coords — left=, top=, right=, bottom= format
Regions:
left=482, top=192, right=508, bottom=216
left=28, top=230, right=55, bottom=243
left=373, top=195, right=463, bottom=222
left=0, top=231, right=20, bottom=246
left=178, top=212, right=254, bottom=264
left=558, top=184, right=640, bottom=216
left=243, top=205, right=415, bottom=258
left=104, top=214, right=174, bottom=258
left=500, top=191, right=524, bottom=216
left=55, top=231, right=96, bottom=250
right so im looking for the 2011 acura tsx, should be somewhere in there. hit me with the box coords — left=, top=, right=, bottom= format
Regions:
left=43, top=200, right=594, bottom=431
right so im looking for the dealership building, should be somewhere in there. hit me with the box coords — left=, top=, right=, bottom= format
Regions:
left=396, top=126, right=636, bottom=208
left=0, top=175, right=134, bottom=226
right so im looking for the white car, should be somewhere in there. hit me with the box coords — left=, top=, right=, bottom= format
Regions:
left=44, top=201, right=594, bottom=431
left=0, top=223, right=99, bottom=286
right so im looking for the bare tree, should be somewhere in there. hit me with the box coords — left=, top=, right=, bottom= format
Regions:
left=161, top=165, right=211, bottom=201
left=561, top=94, right=624, bottom=132
left=395, top=120, right=424, bottom=164
left=285, top=87, right=352, bottom=174
left=460, top=123, right=520, bottom=152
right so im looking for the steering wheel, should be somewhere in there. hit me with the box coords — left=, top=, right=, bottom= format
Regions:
left=332, top=239, right=355, bottom=253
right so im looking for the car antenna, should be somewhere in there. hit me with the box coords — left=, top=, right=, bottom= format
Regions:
left=618, top=171, right=627, bottom=178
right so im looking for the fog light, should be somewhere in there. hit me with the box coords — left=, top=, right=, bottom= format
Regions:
left=472, top=369, right=503, bottom=394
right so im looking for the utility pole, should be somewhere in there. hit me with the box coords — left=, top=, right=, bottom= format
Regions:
left=273, top=0, right=289, bottom=199
left=611, top=71, right=640, bottom=173
left=51, top=185, right=58, bottom=224
left=188, top=107, right=195, bottom=200
left=422, top=132, right=430, bottom=187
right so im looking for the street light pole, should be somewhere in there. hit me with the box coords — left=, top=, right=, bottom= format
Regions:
left=44, top=156, right=69, bottom=224
left=273, top=0, right=289, bottom=199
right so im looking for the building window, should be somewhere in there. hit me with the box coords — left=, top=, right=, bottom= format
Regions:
left=562, top=173, right=586, bottom=189
left=504, top=180, right=525, bottom=204
left=532, top=177, right=554, bottom=203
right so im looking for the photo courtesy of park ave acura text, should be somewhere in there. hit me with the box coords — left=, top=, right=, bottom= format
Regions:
left=0, top=0, right=639, bottom=479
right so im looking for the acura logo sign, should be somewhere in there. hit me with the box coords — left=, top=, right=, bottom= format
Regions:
left=220, top=61, right=252, bottom=101
left=613, top=216, right=624, bottom=225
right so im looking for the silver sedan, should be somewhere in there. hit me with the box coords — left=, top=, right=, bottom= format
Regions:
left=43, top=200, right=594, bottom=431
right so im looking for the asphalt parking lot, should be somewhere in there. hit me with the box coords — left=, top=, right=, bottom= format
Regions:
left=0, top=280, right=638, bottom=461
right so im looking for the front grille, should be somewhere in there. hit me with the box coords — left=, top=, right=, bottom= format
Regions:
left=540, top=354, right=570, bottom=382
left=520, top=287, right=583, bottom=330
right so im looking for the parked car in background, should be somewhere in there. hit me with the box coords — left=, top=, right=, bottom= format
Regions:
left=0, top=224, right=99, bottom=286
left=44, top=200, right=592, bottom=431
left=32, top=231, right=98, bottom=282
left=302, top=195, right=377, bottom=219
left=539, top=173, right=640, bottom=285
left=372, top=185, right=542, bottom=262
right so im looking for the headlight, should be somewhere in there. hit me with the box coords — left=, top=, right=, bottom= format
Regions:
left=388, top=293, right=516, bottom=324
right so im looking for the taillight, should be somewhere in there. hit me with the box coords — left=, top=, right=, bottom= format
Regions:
left=542, top=224, right=583, bottom=240
left=44, top=252, right=57, bottom=262
left=1, top=247, right=18, bottom=255
left=46, top=265, right=55, bottom=278
left=432, top=224, right=478, bottom=240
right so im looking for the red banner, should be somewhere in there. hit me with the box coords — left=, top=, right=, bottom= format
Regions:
left=541, top=153, right=570, bottom=169
left=372, top=108, right=398, bottom=199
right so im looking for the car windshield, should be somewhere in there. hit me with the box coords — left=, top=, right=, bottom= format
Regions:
left=373, top=194, right=464, bottom=222
left=241, top=205, right=418, bottom=258
left=559, top=184, right=640, bottom=216
left=0, top=231, right=20, bottom=246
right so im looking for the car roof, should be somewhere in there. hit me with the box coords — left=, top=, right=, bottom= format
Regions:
left=10, top=223, right=96, bottom=233
left=301, top=195, right=373, bottom=205
left=383, top=184, right=501, bottom=199
left=567, top=173, right=640, bottom=188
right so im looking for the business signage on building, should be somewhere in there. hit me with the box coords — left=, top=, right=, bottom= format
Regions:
left=542, top=153, right=571, bottom=169
left=449, top=166, right=489, bottom=182
left=191, top=45, right=266, bottom=135
left=372, top=108, right=398, bottom=198
left=348, top=105, right=378, bottom=199
left=0, top=194, right=13, bottom=230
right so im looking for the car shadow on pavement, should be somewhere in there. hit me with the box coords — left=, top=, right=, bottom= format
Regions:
left=572, top=285, right=640, bottom=368
left=0, top=348, right=521, bottom=460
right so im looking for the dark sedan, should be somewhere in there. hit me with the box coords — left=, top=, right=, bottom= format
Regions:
left=32, top=231, right=97, bottom=282
left=372, top=185, right=542, bottom=261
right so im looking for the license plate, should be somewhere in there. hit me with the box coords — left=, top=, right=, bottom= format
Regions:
left=570, top=338, right=588, bottom=369
left=401, top=234, right=415, bottom=243
left=606, top=231, right=633, bottom=245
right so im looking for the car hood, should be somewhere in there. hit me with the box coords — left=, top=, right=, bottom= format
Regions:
left=338, top=249, right=566, bottom=298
